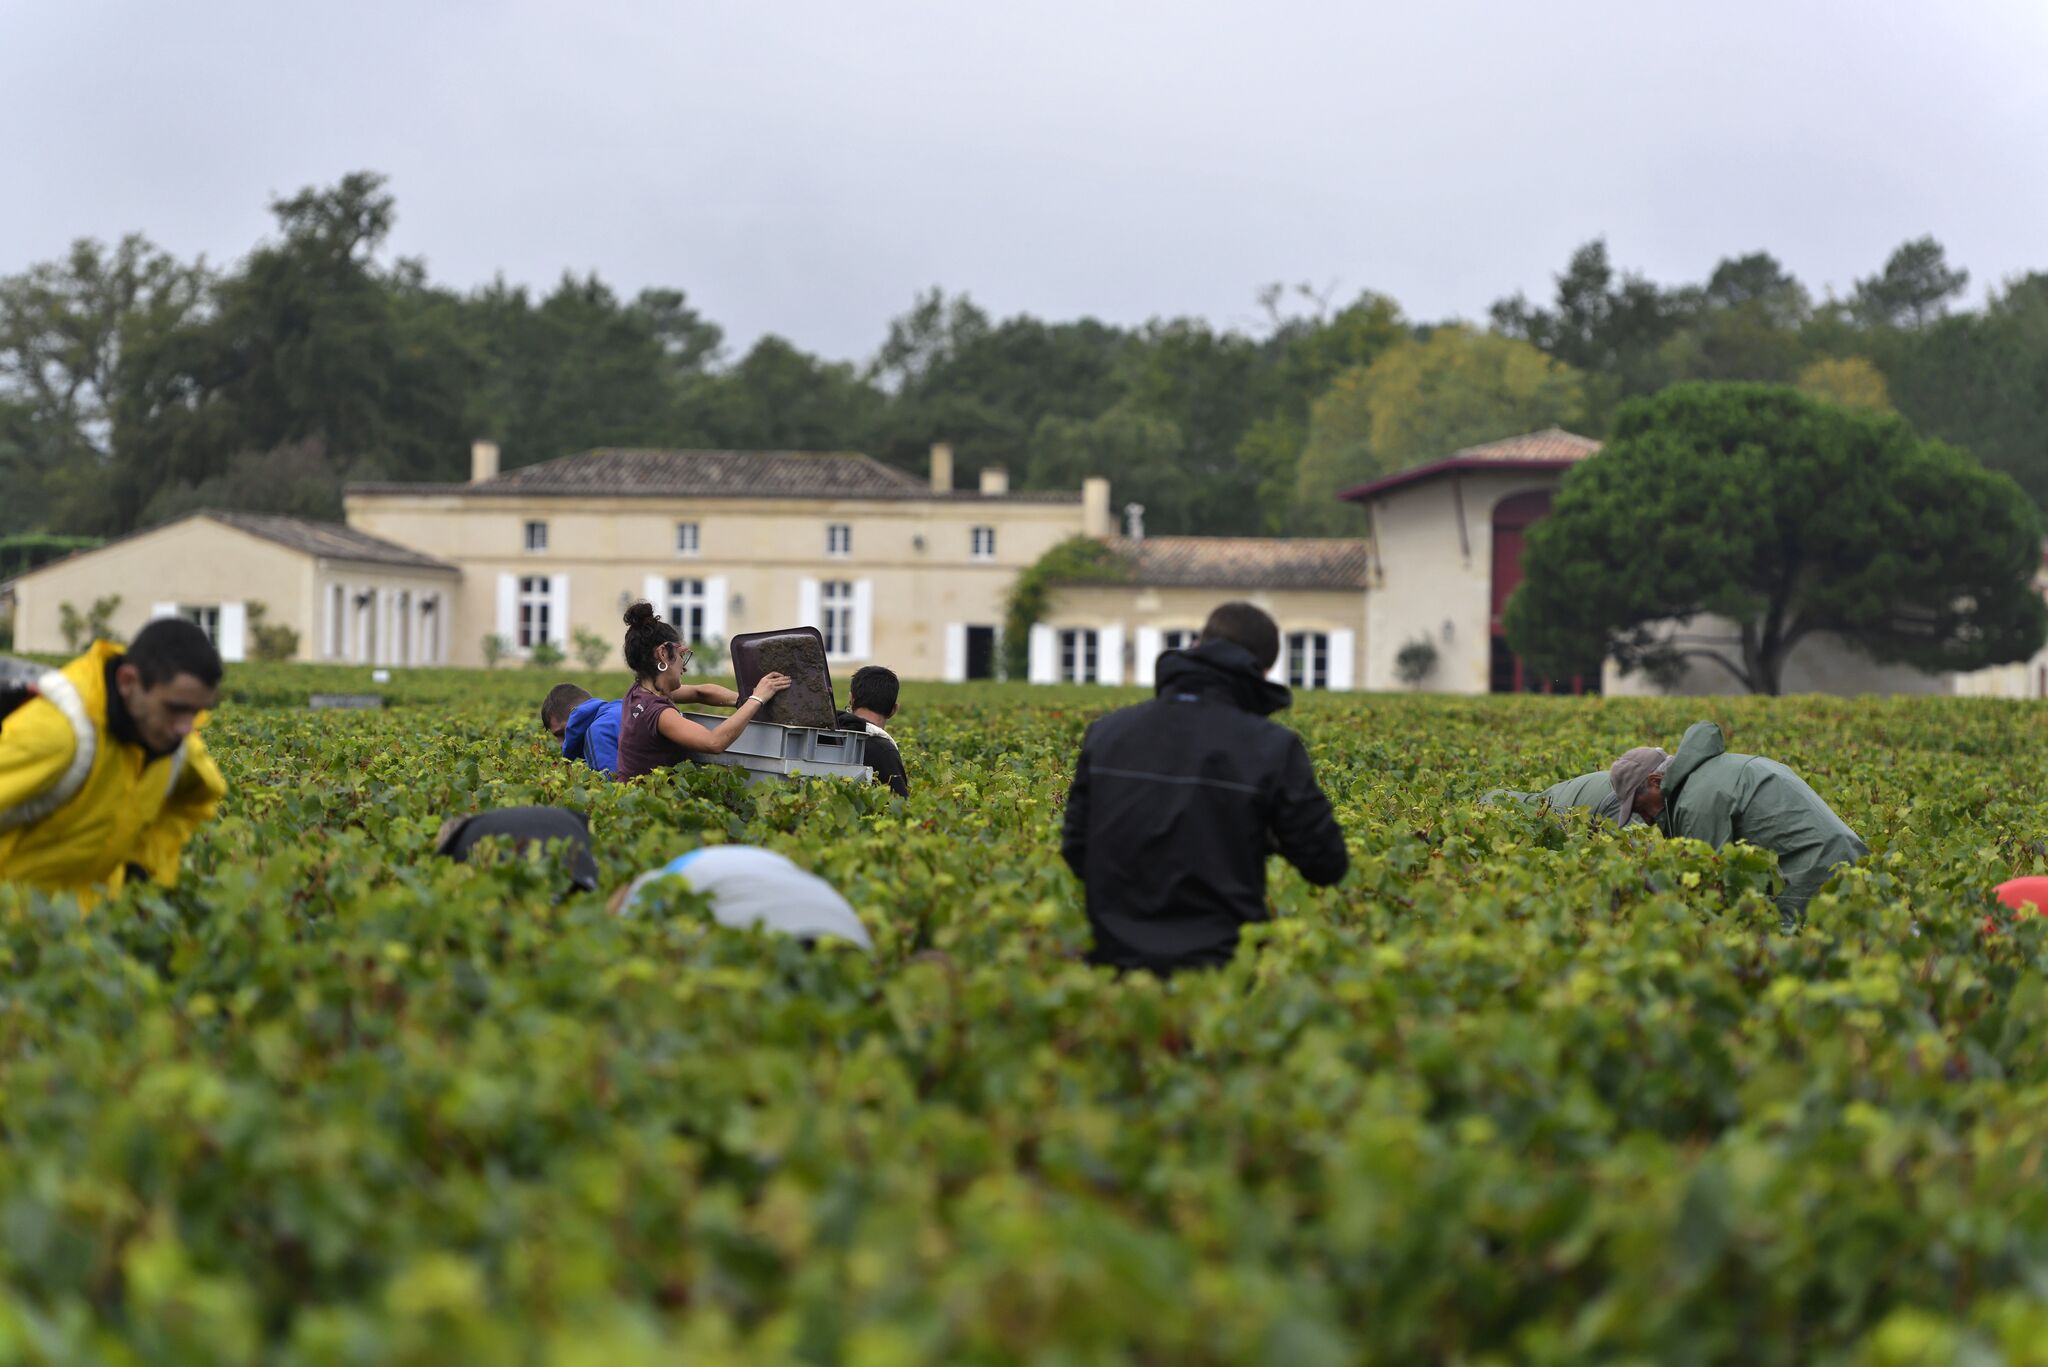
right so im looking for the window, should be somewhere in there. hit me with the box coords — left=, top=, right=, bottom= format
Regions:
left=1287, top=631, right=1330, bottom=690
left=183, top=605, right=220, bottom=645
left=1059, top=628, right=1099, bottom=684
left=524, top=520, right=548, bottom=553
left=821, top=580, right=856, bottom=655
left=676, top=521, right=700, bottom=555
left=666, top=577, right=707, bottom=644
left=328, top=584, right=346, bottom=657
left=826, top=523, right=852, bottom=557
left=1161, top=629, right=1198, bottom=652
left=518, top=575, right=551, bottom=648
left=971, top=526, right=996, bottom=560
left=421, top=594, right=440, bottom=665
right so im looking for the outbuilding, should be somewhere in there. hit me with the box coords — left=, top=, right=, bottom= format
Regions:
left=10, top=510, right=459, bottom=665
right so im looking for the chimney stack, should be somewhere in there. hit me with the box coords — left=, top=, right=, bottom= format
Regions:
left=1082, top=477, right=1113, bottom=538
left=471, top=439, right=501, bottom=484
left=929, top=442, right=954, bottom=493
left=979, top=465, right=1010, bottom=496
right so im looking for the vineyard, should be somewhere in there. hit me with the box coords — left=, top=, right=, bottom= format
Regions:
left=3, top=664, right=2046, bottom=1364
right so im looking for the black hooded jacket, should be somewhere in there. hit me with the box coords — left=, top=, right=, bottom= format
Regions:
left=1060, top=640, right=1348, bottom=973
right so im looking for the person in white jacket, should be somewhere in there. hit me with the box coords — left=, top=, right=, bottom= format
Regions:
left=610, top=845, right=874, bottom=952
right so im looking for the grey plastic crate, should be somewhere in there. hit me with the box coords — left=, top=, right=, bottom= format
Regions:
left=678, top=714, right=872, bottom=785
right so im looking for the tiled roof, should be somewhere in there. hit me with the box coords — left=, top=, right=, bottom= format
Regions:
left=1450, top=428, right=1603, bottom=461
left=1073, top=536, right=1370, bottom=591
left=1339, top=428, right=1602, bottom=503
left=348, top=448, right=1081, bottom=503
left=204, top=511, right=456, bottom=571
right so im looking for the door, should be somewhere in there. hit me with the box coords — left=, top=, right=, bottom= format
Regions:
left=965, top=626, right=996, bottom=681
left=1490, top=490, right=1601, bottom=695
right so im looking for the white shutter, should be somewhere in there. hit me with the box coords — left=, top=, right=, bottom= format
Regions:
left=943, top=623, right=967, bottom=682
left=1267, top=651, right=1287, bottom=685
left=798, top=578, right=821, bottom=629
left=1028, top=624, right=1056, bottom=684
left=704, top=574, right=729, bottom=643
left=1097, top=625, right=1125, bottom=687
left=496, top=573, right=517, bottom=646
left=217, top=602, right=247, bottom=663
left=548, top=575, right=569, bottom=646
left=150, top=601, right=178, bottom=621
left=1329, top=629, right=1356, bottom=690
left=1134, top=626, right=1162, bottom=686
left=851, top=579, right=873, bottom=659
left=643, top=574, right=666, bottom=618
left=377, top=591, right=394, bottom=666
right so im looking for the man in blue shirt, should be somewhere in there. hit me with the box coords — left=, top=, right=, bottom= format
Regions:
left=541, top=684, right=621, bottom=775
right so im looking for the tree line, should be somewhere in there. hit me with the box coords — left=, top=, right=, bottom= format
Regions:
left=4, top=170, right=2043, bottom=540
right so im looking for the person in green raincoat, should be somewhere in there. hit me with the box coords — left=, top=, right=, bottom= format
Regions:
left=1611, top=721, right=1868, bottom=929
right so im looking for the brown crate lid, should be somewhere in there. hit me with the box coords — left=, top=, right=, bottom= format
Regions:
left=728, top=627, right=837, bottom=729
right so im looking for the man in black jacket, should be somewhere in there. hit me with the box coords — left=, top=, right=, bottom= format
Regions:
left=1060, top=602, right=1348, bottom=975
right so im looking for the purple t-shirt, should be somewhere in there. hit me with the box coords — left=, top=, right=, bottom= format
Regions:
left=615, top=681, right=688, bottom=779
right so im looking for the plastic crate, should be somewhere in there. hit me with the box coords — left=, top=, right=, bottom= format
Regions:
left=678, top=714, right=872, bottom=786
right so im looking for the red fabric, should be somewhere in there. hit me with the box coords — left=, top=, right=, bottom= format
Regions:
left=1996, top=877, right=2048, bottom=916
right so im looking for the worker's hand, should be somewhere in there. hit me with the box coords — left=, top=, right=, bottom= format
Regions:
left=754, top=672, right=794, bottom=699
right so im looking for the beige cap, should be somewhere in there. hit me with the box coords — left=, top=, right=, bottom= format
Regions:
left=1609, top=746, right=1670, bottom=826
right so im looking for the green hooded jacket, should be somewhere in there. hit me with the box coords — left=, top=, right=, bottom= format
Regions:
left=1658, top=720, right=1869, bottom=924
left=1484, top=771, right=1637, bottom=827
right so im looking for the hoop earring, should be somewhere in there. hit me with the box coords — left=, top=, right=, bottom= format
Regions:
left=655, top=658, right=670, bottom=673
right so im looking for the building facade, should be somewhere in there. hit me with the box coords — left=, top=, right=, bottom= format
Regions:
left=10, top=511, right=459, bottom=664
left=343, top=442, right=1111, bottom=675
left=1033, top=538, right=1369, bottom=690
left=1341, top=430, right=1606, bottom=694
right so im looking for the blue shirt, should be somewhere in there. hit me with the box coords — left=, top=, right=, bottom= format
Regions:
left=561, top=697, right=621, bottom=774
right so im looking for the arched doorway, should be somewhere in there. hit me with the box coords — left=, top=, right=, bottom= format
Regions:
left=1489, top=489, right=1599, bottom=695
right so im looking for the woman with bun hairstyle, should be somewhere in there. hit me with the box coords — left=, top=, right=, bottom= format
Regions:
left=614, top=602, right=793, bottom=780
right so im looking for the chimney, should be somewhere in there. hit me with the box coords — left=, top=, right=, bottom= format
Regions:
left=929, top=442, right=954, bottom=493
left=979, top=465, right=1010, bottom=496
left=471, top=439, right=501, bottom=484
left=1082, top=476, right=1113, bottom=538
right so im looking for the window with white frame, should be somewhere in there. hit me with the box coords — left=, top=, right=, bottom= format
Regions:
left=183, top=605, right=220, bottom=645
left=1161, top=628, right=1198, bottom=652
left=821, top=580, right=856, bottom=655
left=1287, top=631, right=1331, bottom=690
left=518, top=575, right=551, bottom=648
left=524, top=520, right=548, bottom=553
left=676, top=521, right=700, bottom=555
left=826, top=523, right=852, bottom=557
left=1059, top=628, right=1100, bottom=684
left=971, top=526, right=996, bottom=560
left=666, top=577, right=707, bottom=644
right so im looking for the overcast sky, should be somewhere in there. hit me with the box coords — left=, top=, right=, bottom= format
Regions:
left=6, top=1, right=2046, bottom=361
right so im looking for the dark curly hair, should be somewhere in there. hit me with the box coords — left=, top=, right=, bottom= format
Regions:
left=621, top=601, right=682, bottom=681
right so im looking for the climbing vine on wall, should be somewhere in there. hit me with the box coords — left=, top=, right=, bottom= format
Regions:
left=1001, top=536, right=1131, bottom=679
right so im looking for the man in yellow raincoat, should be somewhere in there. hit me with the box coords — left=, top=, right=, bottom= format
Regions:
left=0, top=618, right=227, bottom=903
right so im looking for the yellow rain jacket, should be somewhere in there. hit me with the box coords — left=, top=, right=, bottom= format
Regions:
left=0, top=641, right=227, bottom=902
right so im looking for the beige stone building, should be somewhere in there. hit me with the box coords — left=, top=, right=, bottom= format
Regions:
left=10, top=510, right=459, bottom=664
left=1034, top=538, right=1369, bottom=689
left=343, top=442, right=1111, bottom=675
left=1340, top=429, right=1606, bottom=694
